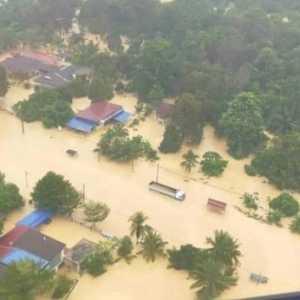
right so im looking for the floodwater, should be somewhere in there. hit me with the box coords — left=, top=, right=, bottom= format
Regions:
left=1, top=86, right=300, bottom=300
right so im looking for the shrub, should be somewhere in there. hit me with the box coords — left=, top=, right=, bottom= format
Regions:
left=52, top=275, right=73, bottom=299
left=200, top=151, right=228, bottom=177
left=269, top=193, right=299, bottom=217
left=81, top=252, right=107, bottom=277
left=290, top=216, right=300, bottom=234
left=267, top=210, right=282, bottom=225
left=241, top=193, right=259, bottom=210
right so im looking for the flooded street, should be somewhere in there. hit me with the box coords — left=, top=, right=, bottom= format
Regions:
left=1, top=86, right=300, bottom=299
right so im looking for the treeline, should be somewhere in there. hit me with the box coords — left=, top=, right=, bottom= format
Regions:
left=77, top=0, right=300, bottom=191
left=0, top=0, right=80, bottom=49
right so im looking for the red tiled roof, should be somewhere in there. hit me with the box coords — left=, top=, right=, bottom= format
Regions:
left=19, top=50, right=59, bottom=66
left=77, top=101, right=123, bottom=123
left=0, top=225, right=30, bottom=248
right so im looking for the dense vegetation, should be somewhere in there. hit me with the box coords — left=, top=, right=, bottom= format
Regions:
left=168, top=230, right=241, bottom=300
left=200, top=151, right=228, bottom=177
left=14, top=89, right=74, bottom=128
left=95, top=125, right=159, bottom=163
left=77, top=0, right=300, bottom=189
left=0, top=261, right=55, bottom=300
left=269, top=193, right=299, bottom=217
left=31, top=171, right=80, bottom=215
left=0, top=172, right=24, bottom=218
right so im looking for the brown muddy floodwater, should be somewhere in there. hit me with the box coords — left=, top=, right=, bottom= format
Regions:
left=1, top=86, right=300, bottom=300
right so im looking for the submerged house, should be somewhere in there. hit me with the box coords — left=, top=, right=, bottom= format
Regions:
left=34, top=65, right=92, bottom=89
left=0, top=225, right=65, bottom=271
left=64, top=239, right=97, bottom=273
left=1, top=55, right=57, bottom=78
left=67, top=101, right=131, bottom=134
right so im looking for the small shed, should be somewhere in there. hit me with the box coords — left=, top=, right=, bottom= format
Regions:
left=66, top=117, right=96, bottom=133
left=17, top=210, right=53, bottom=228
left=64, top=239, right=97, bottom=273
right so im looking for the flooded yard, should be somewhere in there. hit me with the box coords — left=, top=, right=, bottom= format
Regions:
left=1, top=85, right=300, bottom=299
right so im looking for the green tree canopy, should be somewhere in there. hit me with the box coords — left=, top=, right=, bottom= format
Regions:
left=0, top=261, right=55, bottom=300
left=31, top=171, right=80, bottom=215
left=140, top=229, right=167, bottom=262
left=220, top=92, right=266, bottom=158
left=206, top=230, right=241, bottom=269
left=269, top=193, right=299, bottom=217
left=190, top=258, right=237, bottom=300
left=13, top=89, right=73, bottom=128
left=129, top=211, right=148, bottom=243
left=84, top=201, right=110, bottom=227
left=88, top=75, right=114, bottom=102
left=159, top=124, right=184, bottom=153
left=0, top=172, right=24, bottom=216
left=250, top=131, right=300, bottom=191
left=200, top=152, right=228, bottom=177
left=181, top=150, right=199, bottom=173
left=117, top=236, right=134, bottom=261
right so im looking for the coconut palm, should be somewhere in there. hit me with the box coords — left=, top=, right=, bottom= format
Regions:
left=140, top=230, right=168, bottom=262
left=181, top=150, right=199, bottom=173
left=129, top=211, right=148, bottom=243
left=190, top=258, right=237, bottom=300
left=207, top=230, right=241, bottom=268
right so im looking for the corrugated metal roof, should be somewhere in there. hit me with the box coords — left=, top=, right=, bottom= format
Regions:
left=77, top=101, right=123, bottom=123
left=17, top=210, right=53, bottom=228
left=66, top=117, right=96, bottom=133
left=113, top=111, right=132, bottom=123
left=1, top=248, right=48, bottom=267
left=14, top=229, right=65, bottom=261
left=0, top=226, right=30, bottom=248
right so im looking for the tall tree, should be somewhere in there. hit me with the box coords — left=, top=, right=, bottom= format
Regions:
left=220, top=92, right=265, bottom=158
left=31, top=172, right=80, bottom=216
left=140, top=229, right=167, bottom=262
left=0, top=65, right=8, bottom=96
left=0, top=261, right=54, bottom=300
left=88, top=75, right=114, bottom=102
left=206, top=230, right=241, bottom=268
left=0, top=172, right=24, bottom=216
left=172, top=93, right=204, bottom=144
left=129, top=211, right=148, bottom=243
left=190, top=258, right=237, bottom=300
left=84, top=201, right=110, bottom=228
left=181, top=150, right=199, bottom=173
left=250, top=131, right=300, bottom=191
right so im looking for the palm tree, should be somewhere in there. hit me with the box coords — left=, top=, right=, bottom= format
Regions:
left=140, top=230, right=168, bottom=262
left=190, top=258, right=237, bottom=300
left=181, top=150, right=199, bottom=173
left=129, top=211, right=148, bottom=243
left=206, top=230, right=241, bottom=268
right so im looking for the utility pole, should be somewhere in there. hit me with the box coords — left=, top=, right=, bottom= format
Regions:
left=21, top=119, right=25, bottom=135
left=156, top=163, right=160, bottom=182
left=82, top=184, right=86, bottom=201
left=25, top=171, right=28, bottom=188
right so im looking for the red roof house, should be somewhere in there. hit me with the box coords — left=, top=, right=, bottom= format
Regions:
left=0, top=225, right=30, bottom=248
left=18, top=50, right=59, bottom=66
left=77, top=101, right=123, bottom=124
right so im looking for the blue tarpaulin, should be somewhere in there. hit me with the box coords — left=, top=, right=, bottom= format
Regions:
left=2, top=248, right=48, bottom=267
left=66, top=117, right=96, bottom=133
left=17, top=210, right=53, bottom=228
left=113, top=111, right=132, bottom=124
